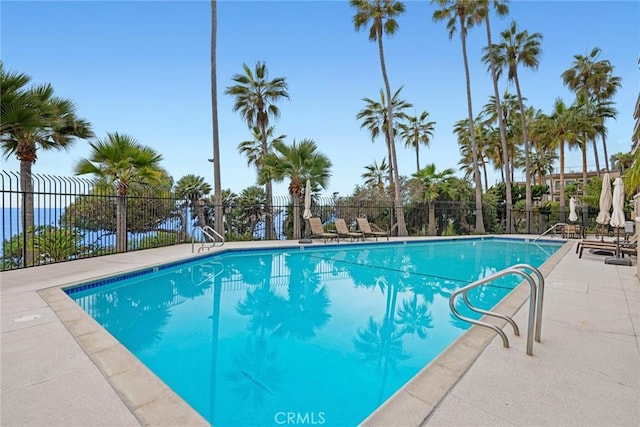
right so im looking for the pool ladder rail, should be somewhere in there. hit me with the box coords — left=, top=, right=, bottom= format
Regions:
left=449, top=264, right=544, bottom=356
left=192, top=225, right=225, bottom=253
left=532, top=222, right=568, bottom=243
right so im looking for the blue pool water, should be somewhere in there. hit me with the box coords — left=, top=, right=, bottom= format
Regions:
left=67, top=238, right=561, bottom=426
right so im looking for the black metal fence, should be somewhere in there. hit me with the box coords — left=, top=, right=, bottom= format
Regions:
left=2, top=171, right=606, bottom=271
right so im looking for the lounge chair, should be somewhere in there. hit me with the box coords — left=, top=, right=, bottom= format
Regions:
left=334, top=218, right=364, bottom=241
left=577, top=234, right=637, bottom=258
left=356, top=217, right=389, bottom=241
left=308, top=217, right=339, bottom=243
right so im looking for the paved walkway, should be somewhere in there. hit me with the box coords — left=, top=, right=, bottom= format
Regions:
left=1, top=238, right=638, bottom=426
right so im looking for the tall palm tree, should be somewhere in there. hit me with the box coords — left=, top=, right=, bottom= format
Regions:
left=362, top=157, right=389, bottom=195
left=412, top=163, right=456, bottom=235
left=211, top=0, right=223, bottom=241
left=491, top=20, right=542, bottom=232
left=398, top=110, right=435, bottom=173
left=478, top=0, right=511, bottom=231
left=74, top=133, right=165, bottom=253
left=562, top=47, right=621, bottom=176
left=261, top=139, right=332, bottom=240
left=357, top=87, right=411, bottom=201
left=174, top=174, right=212, bottom=230
left=351, top=0, right=408, bottom=236
left=432, top=0, right=485, bottom=233
left=225, top=62, right=289, bottom=240
left=1, top=64, right=93, bottom=265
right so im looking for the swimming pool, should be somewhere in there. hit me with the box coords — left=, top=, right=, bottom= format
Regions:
left=66, top=238, right=562, bottom=426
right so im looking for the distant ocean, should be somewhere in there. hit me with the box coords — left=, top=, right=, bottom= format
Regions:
left=1, top=207, right=287, bottom=252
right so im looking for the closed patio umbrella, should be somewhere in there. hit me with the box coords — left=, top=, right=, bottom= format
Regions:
left=569, top=197, right=578, bottom=222
left=596, top=173, right=612, bottom=240
left=299, top=179, right=313, bottom=244
left=605, top=177, right=632, bottom=266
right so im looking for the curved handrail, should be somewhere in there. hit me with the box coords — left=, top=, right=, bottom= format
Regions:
left=449, top=266, right=539, bottom=355
left=192, top=226, right=225, bottom=253
left=532, top=222, right=568, bottom=243
left=510, top=264, right=544, bottom=342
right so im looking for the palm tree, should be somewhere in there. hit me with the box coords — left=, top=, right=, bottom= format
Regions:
left=362, top=157, right=389, bottom=195
left=238, top=126, right=286, bottom=167
left=1, top=63, right=93, bottom=265
left=357, top=87, right=411, bottom=202
left=454, top=117, right=490, bottom=192
left=237, top=185, right=267, bottom=236
left=174, top=174, right=212, bottom=230
left=412, top=163, right=456, bottom=236
left=351, top=0, right=408, bottom=236
left=74, top=133, right=165, bottom=253
left=541, top=99, right=580, bottom=221
left=261, top=139, right=332, bottom=240
left=398, top=111, right=435, bottom=173
left=562, top=47, right=621, bottom=176
left=491, top=20, right=543, bottom=232
left=432, top=0, right=485, bottom=233
left=478, top=0, right=511, bottom=231
left=225, top=62, right=289, bottom=240
left=210, top=0, right=223, bottom=241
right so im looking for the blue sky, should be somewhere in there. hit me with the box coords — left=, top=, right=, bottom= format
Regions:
left=1, top=0, right=638, bottom=198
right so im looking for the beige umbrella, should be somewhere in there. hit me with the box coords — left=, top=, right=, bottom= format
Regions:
left=605, top=177, right=632, bottom=265
left=299, top=179, right=313, bottom=244
left=596, top=172, right=612, bottom=226
left=303, top=179, right=312, bottom=220
left=569, top=197, right=578, bottom=222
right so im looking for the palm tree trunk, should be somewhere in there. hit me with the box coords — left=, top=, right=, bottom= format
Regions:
left=601, top=131, right=610, bottom=173
left=581, top=135, right=588, bottom=194
left=592, top=138, right=600, bottom=176
left=116, top=195, right=127, bottom=253
left=377, top=34, right=407, bottom=236
left=20, top=159, right=35, bottom=266
left=559, top=141, right=566, bottom=222
left=459, top=21, right=485, bottom=233
left=211, top=0, right=223, bottom=241
left=513, top=72, right=532, bottom=233
left=260, top=122, right=275, bottom=240
left=485, top=14, right=513, bottom=233
left=292, top=193, right=301, bottom=240
left=415, top=145, right=420, bottom=173
left=428, top=201, right=436, bottom=236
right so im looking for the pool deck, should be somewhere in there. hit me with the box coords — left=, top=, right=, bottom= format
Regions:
left=1, top=236, right=639, bottom=426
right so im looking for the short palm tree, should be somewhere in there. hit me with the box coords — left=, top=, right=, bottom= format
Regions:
left=74, top=133, right=165, bottom=253
left=225, top=62, right=289, bottom=240
left=491, top=20, right=543, bottom=232
left=351, top=0, right=408, bottom=237
left=432, top=0, right=485, bottom=233
left=412, top=163, right=456, bottom=236
left=174, top=174, right=212, bottom=230
left=398, top=111, right=435, bottom=173
left=362, top=157, right=389, bottom=195
left=238, top=126, right=286, bottom=167
left=261, top=139, right=332, bottom=240
left=1, top=63, right=93, bottom=265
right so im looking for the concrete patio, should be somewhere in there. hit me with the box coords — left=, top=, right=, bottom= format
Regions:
left=1, top=237, right=638, bottom=426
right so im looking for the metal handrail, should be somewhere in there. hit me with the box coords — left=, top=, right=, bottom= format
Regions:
left=192, top=226, right=225, bottom=253
left=449, top=263, right=544, bottom=356
left=532, top=222, right=568, bottom=243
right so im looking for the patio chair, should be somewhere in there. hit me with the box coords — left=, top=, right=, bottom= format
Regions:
left=308, top=217, right=339, bottom=243
left=356, top=217, right=389, bottom=241
left=334, top=218, right=364, bottom=242
left=577, top=234, right=637, bottom=258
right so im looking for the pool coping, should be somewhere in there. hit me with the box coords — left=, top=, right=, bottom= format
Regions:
left=360, top=239, right=573, bottom=426
left=34, top=236, right=570, bottom=427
